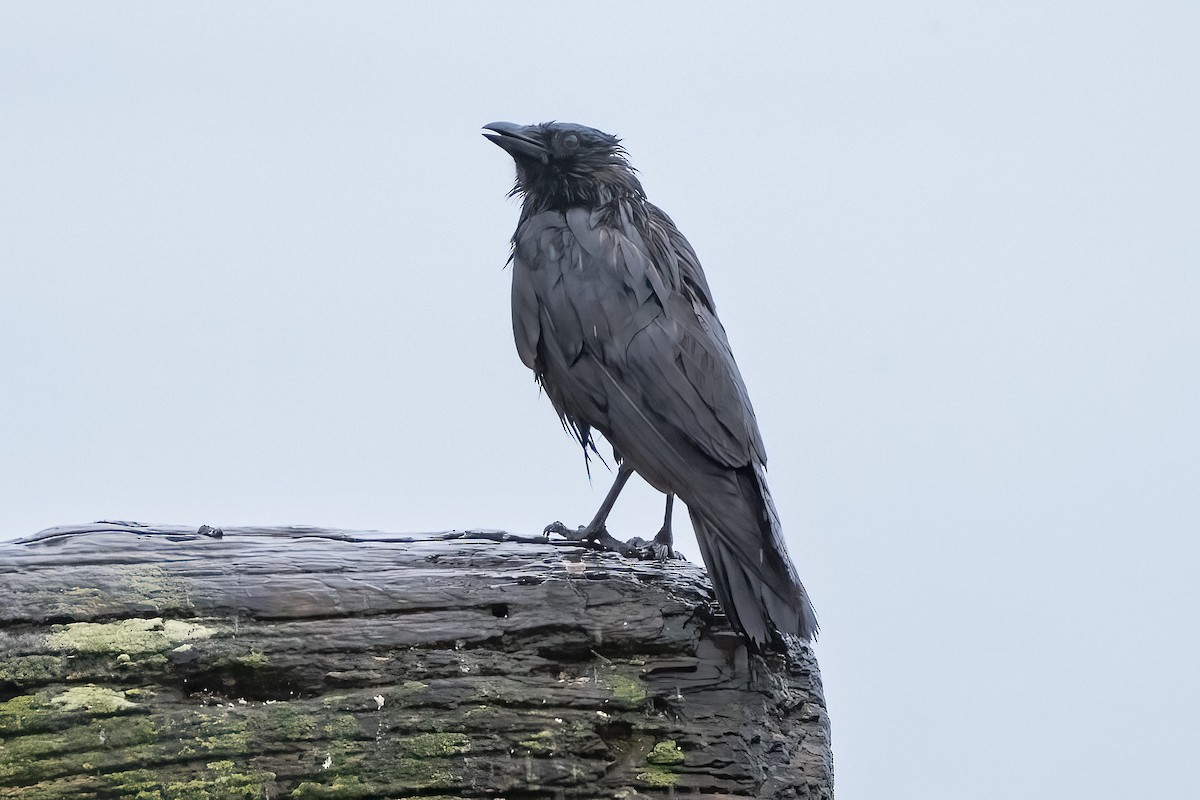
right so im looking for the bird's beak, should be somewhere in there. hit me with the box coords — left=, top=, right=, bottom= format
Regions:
left=483, top=122, right=548, bottom=162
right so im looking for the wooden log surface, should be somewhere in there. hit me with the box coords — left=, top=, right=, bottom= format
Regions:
left=0, top=523, right=832, bottom=799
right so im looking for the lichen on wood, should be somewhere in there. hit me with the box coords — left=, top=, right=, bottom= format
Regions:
left=0, top=523, right=833, bottom=799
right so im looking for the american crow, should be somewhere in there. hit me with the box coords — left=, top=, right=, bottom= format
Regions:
left=484, top=121, right=817, bottom=648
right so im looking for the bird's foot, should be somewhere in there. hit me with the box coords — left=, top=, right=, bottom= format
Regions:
left=543, top=521, right=592, bottom=542
left=544, top=521, right=641, bottom=558
left=626, top=526, right=678, bottom=561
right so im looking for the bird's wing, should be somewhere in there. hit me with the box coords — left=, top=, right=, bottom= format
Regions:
left=558, top=207, right=767, bottom=470
left=511, top=234, right=542, bottom=372
left=645, top=203, right=718, bottom=314
left=515, top=210, right=658, bottom=374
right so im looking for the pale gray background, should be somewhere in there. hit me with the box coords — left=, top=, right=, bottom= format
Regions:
left=2, top=3, right=1197, bottom=797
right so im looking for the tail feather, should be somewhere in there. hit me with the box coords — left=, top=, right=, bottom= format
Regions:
left=686, top=463, right=817, bottom=648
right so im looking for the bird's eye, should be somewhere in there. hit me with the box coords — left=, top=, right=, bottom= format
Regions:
left=562, top=133, right=580, bottom=152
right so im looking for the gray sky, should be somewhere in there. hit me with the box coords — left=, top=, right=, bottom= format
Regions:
left=2, top=3, right=1197, bottom=797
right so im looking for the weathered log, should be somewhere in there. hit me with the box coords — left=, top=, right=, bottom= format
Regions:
left=0, top=523, right=832, bottom=799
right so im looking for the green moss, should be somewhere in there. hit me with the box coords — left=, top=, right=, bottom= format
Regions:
left=518, top=728, right=556, bottom=753
left=391, top=760, right=460, bottom=789
left=324, top=714, right=362, bottom=739
left=232, top=650, right=269, bottom=667
left=159, top=759, right=265, bottom=799
left=636, top=766, right=681, bottom=788
left=0, top=716, right=158, bottom=783
left=400, top=732, right=470, bottom=758
left=106, top=768, right=161, bottom=797
left=633, top=767, right=681, bottom=786
left=515, top=716, right=596, bottom=755
left=1, top=686, right=138, bottom=737
left=0, top=777, right=102, bottom=800
left=291, top=773, right=458, bottom=800
left=294, top=733, right=469, bottom=796
left=0, top=693, right=41, bottom=734
left=118, top=566, right=195, bottom=615
left=49, top=685, right=138, bottom=714
left=395, top=679, right=428, bottom=697
left=647, top=739, right=685, bottom=765
left=605, top=670, right=647, bottom=705
left=0, top=655, right=67, bottom=686
left=189, top=709, right=252, bottom=754
left=634, top=740, right=685, bottom=787
left=291, top=776, right=375, bottom=799
left=46, top=617, right=218, bottom=656
left=262, top=703, right=317, bottom=741
left=107, top=761, right=268, bottom=799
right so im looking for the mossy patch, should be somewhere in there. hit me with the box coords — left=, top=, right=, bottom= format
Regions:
left=294, top=733, right=470, bottom=796
left=0, top=655, right=67, bottom=686
left=291, top=775, right=376, bottom=799
left=323, top=713, right=362, bottom=739
left=394, top=679, right=428, bottom=698
left=636, top=765, right=681, bottom=787
left=49, top=685, right=137, bottom=714
left=633, top=739, right=684, bottom=787
left=604, top=670, right=647, bottom=705
left=46, top=617, right=218, bottom=656
left=118, top=565, right=195, bottom=615
left=290, top=766, right=460, bottom=799
left=518, top=728, right=557, bottom=753
left=400, top=732, right=470, bottom=758
left=187, top=709, right=253, bottom=754
left=0, top=693, right=41, bottom=734
left=0, top=715, right=158, bottom=784
left=261, top=703, right=317, bottom=741
left=646, top=739, right=685, bottom=766
left=106, top=760, right=268, bottom=799
left=1, top=685, right=137, bottom=737
left=231, top=650, right=269, bottom=668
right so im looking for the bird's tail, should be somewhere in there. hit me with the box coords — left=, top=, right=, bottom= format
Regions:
left=687, top=463, right=817, bottom=649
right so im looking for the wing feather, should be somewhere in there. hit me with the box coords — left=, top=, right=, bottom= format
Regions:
left=514, top=205, right=764, bottom=471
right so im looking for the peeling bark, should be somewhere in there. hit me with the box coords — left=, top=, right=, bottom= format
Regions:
left=0, top=523, right=833, bottom=799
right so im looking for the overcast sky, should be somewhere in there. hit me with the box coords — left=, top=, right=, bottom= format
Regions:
left=2, top=3, right=1197, bottom=798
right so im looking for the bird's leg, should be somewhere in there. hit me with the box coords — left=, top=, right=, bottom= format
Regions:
left=544, top=463, right=639, bottom=556
left=651, top=494, right=676, bottom=560
left=628, top=494, right=677, bottom=560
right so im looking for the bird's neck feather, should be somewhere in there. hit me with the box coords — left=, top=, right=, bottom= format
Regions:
left=518, top=166, right=644, bottom=221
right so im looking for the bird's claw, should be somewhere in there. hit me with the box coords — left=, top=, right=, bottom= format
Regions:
left=625, top=524, right=678, bottom=561
left=543, top=521, right=596, bottom=542
left=649, top=529, right=676, bottom=561
left=625, top=537, right=678, bottom=562
left=545, top=520, right=647, bottom=558
left=648, top=541, right=676, bottom=561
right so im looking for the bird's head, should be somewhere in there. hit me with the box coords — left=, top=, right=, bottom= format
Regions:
left=483, top=121, right=643, bottom=212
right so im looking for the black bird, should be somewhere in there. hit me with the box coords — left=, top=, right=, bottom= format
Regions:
left=484, top=121, right=817, bottom=648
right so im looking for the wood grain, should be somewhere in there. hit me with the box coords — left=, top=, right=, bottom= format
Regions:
left=0, top=523, right=832, bottom=799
